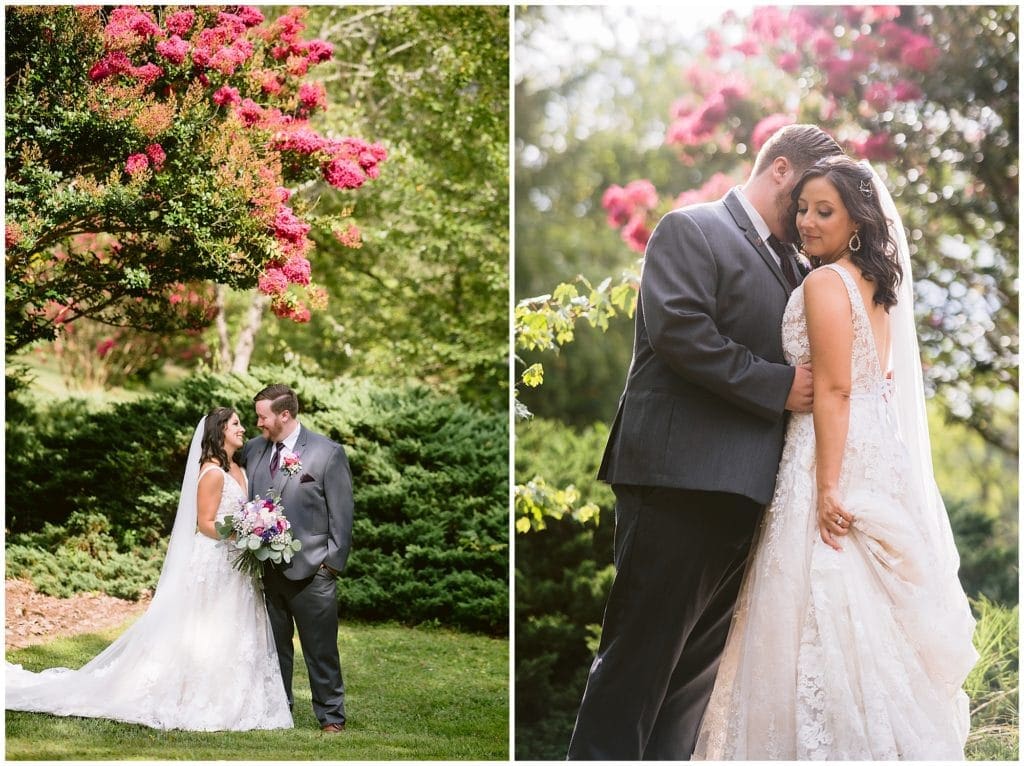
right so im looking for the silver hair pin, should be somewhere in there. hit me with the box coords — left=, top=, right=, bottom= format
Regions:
left=859, top=179, right=874, bottom=198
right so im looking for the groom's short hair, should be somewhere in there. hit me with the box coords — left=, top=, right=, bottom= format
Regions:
left=751, top=124, right=842, bottom=178
left=254, top=384, right=300, bottom=418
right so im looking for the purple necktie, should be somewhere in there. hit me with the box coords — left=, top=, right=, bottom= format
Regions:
left=768, top=234, right=799, bottom=289
left=269, top=442, right=284, bottom=477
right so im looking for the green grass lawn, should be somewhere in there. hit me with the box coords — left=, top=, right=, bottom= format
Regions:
left=6, top=620, right=509, bottom=760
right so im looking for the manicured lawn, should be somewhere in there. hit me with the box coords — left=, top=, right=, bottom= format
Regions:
left=6, top=620, right=508, bottom=760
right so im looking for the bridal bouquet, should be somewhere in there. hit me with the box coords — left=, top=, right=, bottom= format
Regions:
left=215, top=494, right=302, bottom=581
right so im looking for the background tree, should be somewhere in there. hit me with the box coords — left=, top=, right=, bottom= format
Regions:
left=6, top=6, right=384, bottom=353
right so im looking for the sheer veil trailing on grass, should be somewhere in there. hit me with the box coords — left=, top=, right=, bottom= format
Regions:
left=6, top=417, right=292, bottom=731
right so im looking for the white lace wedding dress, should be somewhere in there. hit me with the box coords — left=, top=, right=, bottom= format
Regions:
left=6, top=465, right=292, bottom=731
left=693, top=264, right=977, bottom=759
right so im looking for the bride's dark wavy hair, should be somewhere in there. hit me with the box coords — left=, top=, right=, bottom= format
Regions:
left=199, top=406, right=238, bottom=470
left=789, top=156, right=903, bottom=310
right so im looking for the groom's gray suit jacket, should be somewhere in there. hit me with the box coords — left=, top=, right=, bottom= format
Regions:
left=243, top=425, right=354, bottom=580
left=598, top=188, right=800, bottom=506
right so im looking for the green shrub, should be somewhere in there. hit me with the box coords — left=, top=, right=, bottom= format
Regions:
left=6, top=369, right=508, bottom=634
left=965, top=598, right=1019, bottom=759
left=514, top=418, right=615, bottom=759
left=6, top=512, right=165, bottom=600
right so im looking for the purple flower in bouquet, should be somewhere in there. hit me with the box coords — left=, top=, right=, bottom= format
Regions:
left=215, top=493, right=302, bottom=582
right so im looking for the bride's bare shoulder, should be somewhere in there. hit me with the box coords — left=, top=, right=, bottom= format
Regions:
left=198, top=461, right=225, bottom=483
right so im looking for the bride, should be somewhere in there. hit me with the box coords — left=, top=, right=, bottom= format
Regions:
left=692, top=157, right=978, bottom=759
left=6, top=407, right=293, bottom=731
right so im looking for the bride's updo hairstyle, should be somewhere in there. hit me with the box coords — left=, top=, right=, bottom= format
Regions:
left=790, top=156, right=903, bottom=310
left=200, top=406, right=238, bottom=470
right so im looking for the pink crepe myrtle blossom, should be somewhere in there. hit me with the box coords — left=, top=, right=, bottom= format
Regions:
left=864, top=82, right=894, bottom=111
left=272, top=207, right=311, bottom=243
left=155, top=35, right=189, bottom=65
left=901, top=34, right=940, bottom=72
left=88, top=51, right=133, bottom=81
left=733, top=37, right=760, bottom=57
left=145, top=143, right=166, bottom=170
left=751, top=113, right=794, bottom=150
left=235, top=98, right=265, bottom=126
left=704, top=29, right=724, bottom=59
left=303, top=39, right=334, bottom=64
left=674, top=172, right=736, bottom=209
left=850, top=132, right=897, bottom=161
left=333, top=224, right=363, bottom=249
left=131, top=62, right=164, bottom=85
left=258, top=70, right=284, bottom=95
left=621, top=213, right=651, bottom=254
left=212, top=85, right=241, bottom=107
left=287, top=56, right=310, bottom=77
left=892, top=80, right=923, bottom=102
left=165, top=10, right=195, bottom=36
left=258, top=268, right=289, bottom=296
left=237, top=6, right=265, bottom=27
left=272, top=126, right=327, bottom=155
left=125, top=153, right=150, bottom=176
left=96, top=338, right=116, bottom=358
left=5, top=221, right=23, bottom=248
left=323, top=158, right=366, bottom=190
left=777, top=51, right=802, bottom=73
left=298, top=82, right=328, bottom=112
left=750, top=6, right=787, bottom=44
left=282, top=256, right=312, bottom=285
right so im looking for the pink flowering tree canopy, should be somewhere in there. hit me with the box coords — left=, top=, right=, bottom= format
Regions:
left=6, top=5, right=386, bottom=352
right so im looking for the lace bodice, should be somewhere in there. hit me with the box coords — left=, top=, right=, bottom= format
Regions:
left=781, top=263, right=888, bottom=396
left=197, top=466, right=248, bottom=523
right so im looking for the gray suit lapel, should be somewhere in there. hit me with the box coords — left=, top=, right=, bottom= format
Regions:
left=723, top=190, right=792, bottom=295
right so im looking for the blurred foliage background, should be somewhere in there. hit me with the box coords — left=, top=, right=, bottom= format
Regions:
left=514, top=5, right=1017, bottom=760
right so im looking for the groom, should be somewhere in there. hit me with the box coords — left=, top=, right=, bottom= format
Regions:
left=567, top=125, right=843, bottom=759
left=242, top=383, right=354, bottom=733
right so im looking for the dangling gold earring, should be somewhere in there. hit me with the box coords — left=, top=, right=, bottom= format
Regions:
left=848, top=230, right=862, bottom=252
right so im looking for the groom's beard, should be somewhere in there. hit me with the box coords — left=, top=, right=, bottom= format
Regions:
left=774, top=188, right=798, bottom=244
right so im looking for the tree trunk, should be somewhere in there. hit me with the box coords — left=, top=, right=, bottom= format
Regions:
left=214, top=284, right=232, bottom=372
left=231, top=292, right=270, bottom=374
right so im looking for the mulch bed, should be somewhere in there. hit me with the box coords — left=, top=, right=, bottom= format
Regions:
left=5, top=579, right=151, bottom=650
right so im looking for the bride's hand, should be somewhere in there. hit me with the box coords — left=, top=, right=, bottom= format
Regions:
left=817, top=488, right=854, bottom=552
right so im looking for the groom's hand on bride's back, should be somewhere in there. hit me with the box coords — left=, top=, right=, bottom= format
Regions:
left=785, top=364, right=814, bottom=412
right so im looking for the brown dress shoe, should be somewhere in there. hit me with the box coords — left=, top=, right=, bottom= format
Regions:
left=321, top=722, right=346, bottom=733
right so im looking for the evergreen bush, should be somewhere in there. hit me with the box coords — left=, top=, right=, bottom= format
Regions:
left=5, top=369, right=508, bottom=634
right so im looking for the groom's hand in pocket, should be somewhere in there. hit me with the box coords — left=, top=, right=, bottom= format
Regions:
left=785, top=364, right=814, bottom=412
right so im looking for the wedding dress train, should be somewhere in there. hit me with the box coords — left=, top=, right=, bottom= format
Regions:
left=6, top=422, right=292, bottom=731
left=692, top=260, right=977, bottom=759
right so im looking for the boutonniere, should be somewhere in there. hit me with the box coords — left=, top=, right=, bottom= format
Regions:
left=795, top=250, right=812, bottom=272
left=280, top=450, right=303, bottom=477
